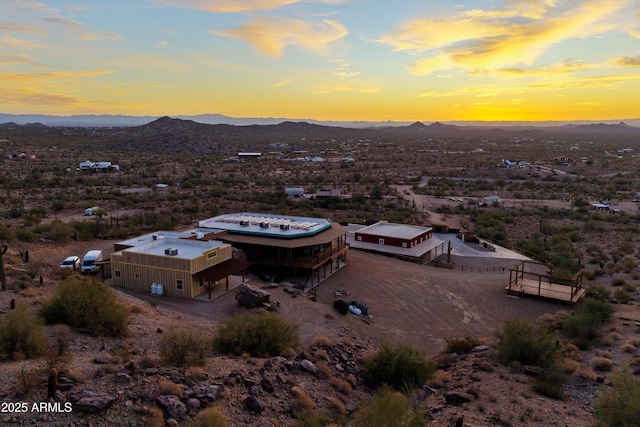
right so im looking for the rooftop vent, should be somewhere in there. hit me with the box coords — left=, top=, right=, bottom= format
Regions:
left=280, top=224, right=290, bottom=230
left=259, top=222, right=269, bottom=228
left=164, top=248, right=178, bottom=256
left=239, top=220, right=249, bottom=226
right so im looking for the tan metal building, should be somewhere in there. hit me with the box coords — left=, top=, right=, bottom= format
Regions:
left=110, top=237, right=233, bottom=298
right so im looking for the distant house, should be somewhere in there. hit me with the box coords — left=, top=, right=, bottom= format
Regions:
left=285, top=187, right=304, bottom=198
left=79, top=160, right=120, bottom=171
left=497, top=159, right=529, bottom=169
left=316, top=189, right=341, bottom=198
left=484, top=195, right=501, bottom=205
left=238, top=152, right=261, bottom=159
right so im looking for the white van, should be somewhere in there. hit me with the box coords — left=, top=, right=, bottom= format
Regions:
left=81, top=250, right=103, bottom=274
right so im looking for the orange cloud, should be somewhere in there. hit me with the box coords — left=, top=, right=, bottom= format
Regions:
left=214, top=17, right=347, bottom=57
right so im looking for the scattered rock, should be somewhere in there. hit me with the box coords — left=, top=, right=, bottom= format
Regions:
left=444, top=392, right=472, bottom=406
left=189, top=384, right=221, bottom=402
left=114, top=373, right=132, bottom=383
left=166, top=418, right=179, bottom=427
left=300, top=359, right=318, bottom=375
left=235, top=283, right=271, bottom=308
left=157, top=395, right=187, bottom=420
left=71, top=389, right=118, bottom=413
left=522, top=365, right=544, bottom=376
left=472, top=345, right=490, bottom=353
left=245, top=395, right=263, bottom=413
left=261, top=378, right=274, bottom=393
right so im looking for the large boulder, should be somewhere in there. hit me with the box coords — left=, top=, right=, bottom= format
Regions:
left=157, top=395, right=187, bottom=420
left=70, top=389, right=118, bottom=413
left=235, top=283, right=271, bottom=308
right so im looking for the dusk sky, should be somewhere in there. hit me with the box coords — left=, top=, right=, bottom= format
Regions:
left=2, top=0, right=640, bottom=122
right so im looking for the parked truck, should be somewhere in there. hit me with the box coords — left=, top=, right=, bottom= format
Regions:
left=81, top=250, right=103, bottom=274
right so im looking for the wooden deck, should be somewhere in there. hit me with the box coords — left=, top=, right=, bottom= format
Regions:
left=506, top=278, right=586, bottom=304
left=507, top=260, right=586, bottom=305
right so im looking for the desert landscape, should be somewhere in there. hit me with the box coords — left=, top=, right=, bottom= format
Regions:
left=1, top=118, right=640, bottom=426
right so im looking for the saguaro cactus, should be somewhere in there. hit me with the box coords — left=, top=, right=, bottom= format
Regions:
left=0, top=243, right=8, bottom=291
left=47, top=368, right=58, bottom=400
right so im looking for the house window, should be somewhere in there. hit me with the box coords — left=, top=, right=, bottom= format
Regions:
left=207, top=250, right=217, bottom=259
left=177, top=279, right=183, bottom=290
left=199, top=279, right=204, bottom=287
left=357, top=236, right=362, bottom=241
left=134, top=273, right=140, bottom=279
left=115, top=270, right=121, bottom=278
left=402, top=242, right=407, bottom=248
left=378, top=238, right=384, bottom=245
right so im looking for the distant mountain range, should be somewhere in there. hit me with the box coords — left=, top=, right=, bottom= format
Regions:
left=3, top=116, right=640, bottom=156
left=1, top=113, right=639, bottom=129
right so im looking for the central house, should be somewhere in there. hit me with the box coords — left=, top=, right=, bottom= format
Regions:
left=110, top=213, right=348, bottom=298
left=199, top=213, right=348, bottom=289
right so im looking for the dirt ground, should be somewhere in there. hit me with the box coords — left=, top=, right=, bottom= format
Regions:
left=113, top=246, right=566, bottom=357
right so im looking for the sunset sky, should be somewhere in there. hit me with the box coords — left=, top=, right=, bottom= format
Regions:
left=2, top=0, right=640, bottom=122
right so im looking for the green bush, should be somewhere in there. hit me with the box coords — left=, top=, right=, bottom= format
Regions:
left=160, top=326, right=210, bottom=367
left=613, top=289, right=631, bottom=304
left=586, top=285, right=611, bottom=302
left=40, top=278, right=129, bottom=337
left=595, top=371, right=640, bottom=427
left=496, top=319, right=557, bottom=368
left=532, top=361, right=566, bottom=399
left=213, top=312, right=299, bottom=357
left=0, top=301, right=47, bottom=361
left=445, top=336, right=480, bottom=354
left=351, top=386, right=429, bottom=427
left=333, top=299, right=349, bottom=315
left=563, top=298, right=614, bottom=349
left=362, top=342, right=435, bottom=392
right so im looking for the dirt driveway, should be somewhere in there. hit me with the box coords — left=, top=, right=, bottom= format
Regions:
left=119, top=249, right=567, bottom=357
left=313, top=250, right=567, bottom=356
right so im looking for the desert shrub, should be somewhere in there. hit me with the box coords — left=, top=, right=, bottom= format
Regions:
left=625, top=282, right=638, bottom=292
left=190, top=407, right=228, bottom=427
left=0, top=301, right=47, bottom=361
left=159, top=326, right=209, bottom=367
left=496, top=319, right=557, bottom=368
left=328, top=376, right=353, bottom=395
left=595, top=371, right=640, bottom=427
left=585, top=285, right=611, bottom=302
left=310, top=336, right=331, bottom=347
left=291, top=386, right=315, bottom=419
left=51, top=324, right=72, bottom=357
left=563, top=298, right=614, bottom=348
left=362, top=342, right=435, bottom=391
left=333, top=299, right=349, bottom=315
left=591, top=357, right=613, bottom=372
left=532, top=361, right=566, bottom=399
left=611, top=277, right=627, bottom=287
left=186, top=366, right=206, bottom=382
left=614, top=289, right=631, bottom=304
left=16, top=366, right=40, bottom=395
left=39, top=278, right=128, bottom=337
left=158, top=380, right=183, bottom=397
left=213, top=312, right=299, bottom=357
left=445, top=336, right=480, bottom=354
left=146, top=407, right=164, bottom=427
left=351, top=386, right=429, bottom=427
